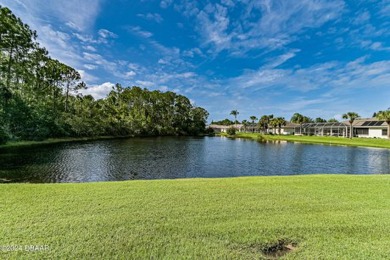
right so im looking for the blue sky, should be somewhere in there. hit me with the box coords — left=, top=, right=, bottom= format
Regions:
left=1, top=0, right=390, bottom=122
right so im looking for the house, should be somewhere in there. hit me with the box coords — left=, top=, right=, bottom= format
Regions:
left=208, top=124, right=244, bottom=133
left=292, top=118, right=388, bottom=139
left=297, top=122, right=349, bottom=137
left=347, top=118, right=388, bottom=139
left=268, top=122, right=300, bottom=135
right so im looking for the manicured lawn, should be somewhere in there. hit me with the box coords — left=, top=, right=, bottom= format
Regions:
left=2, top=175, right=390, bottom=259
left=229, top=132, right=390, bottom=149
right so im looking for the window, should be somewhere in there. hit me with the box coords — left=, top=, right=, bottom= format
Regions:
left=355, top=128, right=368, bottom=135
left=382, top=129, right=388, bottom=136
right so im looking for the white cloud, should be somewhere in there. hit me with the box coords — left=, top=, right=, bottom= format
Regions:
left=158, top=59, right=168, bottom=64
left=78, top=69, right=99, bottom=83
left=83, top=52, right=117, bottom=71
left=80, top=82, right=115, bottom=99
left=137, top=13, right=164, bottom=23
left=128, top=63, right=141, bottom=71
left=159, top=86, right=169, bottom=91
left=84, top=64, right=98, bottom=70
left=127, top=26, right=153, bottom=38
left=135, top=80, right=154, bottom=87
left=196, top=4, right=232, bottom=52
left=36, top=25, right=84, bottom=69
left=378, top=0, right=390, bottom=17
left=180, top=0, right=344, bottom=55
left=221, top=0, right=235, bottom=7
left=262, top=49, right=300, bottom=69
left=83, top=45, right=97, bottom=52
left=98, top=29, right=118, bottom=39
left=53, top=1, right=101, bottom=31
left=352, top=10, right=371, bottom=25
left=160, top=0, right=173, bottom=9
left=125, top=71, right=137, bottom=78
left=1, top=0, right=102, bottom=32
left=183, top=48, right=203, bottom=58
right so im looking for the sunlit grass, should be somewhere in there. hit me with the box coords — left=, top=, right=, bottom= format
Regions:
left=227, top=132, right=390, bottom=149
left=1, top=175, right=390, bottom=259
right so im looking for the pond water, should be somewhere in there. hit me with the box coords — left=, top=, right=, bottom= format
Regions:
left=0, top=136, right=390, bottom=183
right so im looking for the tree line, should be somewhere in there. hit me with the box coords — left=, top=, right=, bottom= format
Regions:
left=213, top=110, right=390, bottom=139
left=211, top=111, right=337, bottom=134
left=0, top=6, right=209, bottom=144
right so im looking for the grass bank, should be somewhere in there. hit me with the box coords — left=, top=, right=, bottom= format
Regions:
left=2, top=175, right=390, bottom=259
left=0, top=136, right=132, bottom=149
left=223, top=132, right=390, bottom=149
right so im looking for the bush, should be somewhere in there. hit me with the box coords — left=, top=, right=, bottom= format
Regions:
left=257, top=134, right=266, bottom=142
left=205, top=127, right=215, bottom=135
left=0, top=127, right=9, bottom=144
left=226, top=127, right=236, bottom=136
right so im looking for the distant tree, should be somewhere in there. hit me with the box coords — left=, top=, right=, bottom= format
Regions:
left=226, top=126, right=236, bottom=136
left=376, top=110, right=390, bottom=139
left=0, top=6, right=36, bottom=92
left=258, top=114, right=273, bottom=133
left=290, top=113, right=310, bottom=134
left=269, top=118, right=285, bottom=134
left=342, top=112, right=360, bottom=138
left=328, top=118, right=339, bottom=123
left=268, top=118, right=277, bottom=134
left=275, top=117, right=287, bottom=134
left=230, top=110, right=239, bottom=124
left=249, top=116, right=258, bottom=132
left=189, top=107, right=209, bottom=135
left=242, top=119, right=249, bottom=132
left=60, top=63, right=84, bottom=112
left=315, top=117, right=327, bottom=123
left=211, top=118, right=234, bottom=126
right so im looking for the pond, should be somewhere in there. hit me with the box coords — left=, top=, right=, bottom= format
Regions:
left=0, top=136, right=390, bottom=183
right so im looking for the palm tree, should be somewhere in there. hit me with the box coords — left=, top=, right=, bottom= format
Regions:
left=242, top=119, right=249, bottom=132
left=230, top=110, right=239, bottom=126
left=342, top=112, right=360, bottom=138
left=269, top=118, right=279, bottom=134
left=259, top=114, right=273, bottom=134
left=276, top=117, right=287, bottom=135
left=376, top=110, right=390, bottom=138
left=315, top=117, right=327, bottom=123
left=290, top=113, right=304, bottom=134
left=249, top=116, right=258, bottom=132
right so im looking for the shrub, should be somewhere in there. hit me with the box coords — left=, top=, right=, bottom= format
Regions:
left=257, top=134, right=266, bottom=142
left=0, top=127, right=9, bottom=144
left=226, top=127, right=236, bottom=136
left=205, top=127, right=215, bottom=135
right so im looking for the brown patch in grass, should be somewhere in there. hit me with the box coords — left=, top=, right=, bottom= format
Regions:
left=261, top=239, right=297, bottom=259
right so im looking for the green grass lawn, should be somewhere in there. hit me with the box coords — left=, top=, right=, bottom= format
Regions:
left=2, top=175, right=390, bottom=259
left=228, top=132, right=390, bottom=149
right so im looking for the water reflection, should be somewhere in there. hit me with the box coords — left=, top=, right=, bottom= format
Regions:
left=0, top=136, right=389, bottom=183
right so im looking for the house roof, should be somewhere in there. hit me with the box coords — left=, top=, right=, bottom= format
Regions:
left=284, top=122, right=300, bottom=128
left=267, top=122, right=300, bottom=129
left=302, top=122, right=348, bottom=128
left=208, top=124, right=244, bottom=129
left=343, top=118, right=388, bottom=127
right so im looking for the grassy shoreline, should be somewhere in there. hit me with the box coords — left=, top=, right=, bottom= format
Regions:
left=220, top=132, right=390, bottom=149
left=3, top=133, right=390, bottom=150
left=0, top=134, right=214, bottom=149
left=1, top=175, right=390, bottom=259
left=0, top=136, right=131, bottom=149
